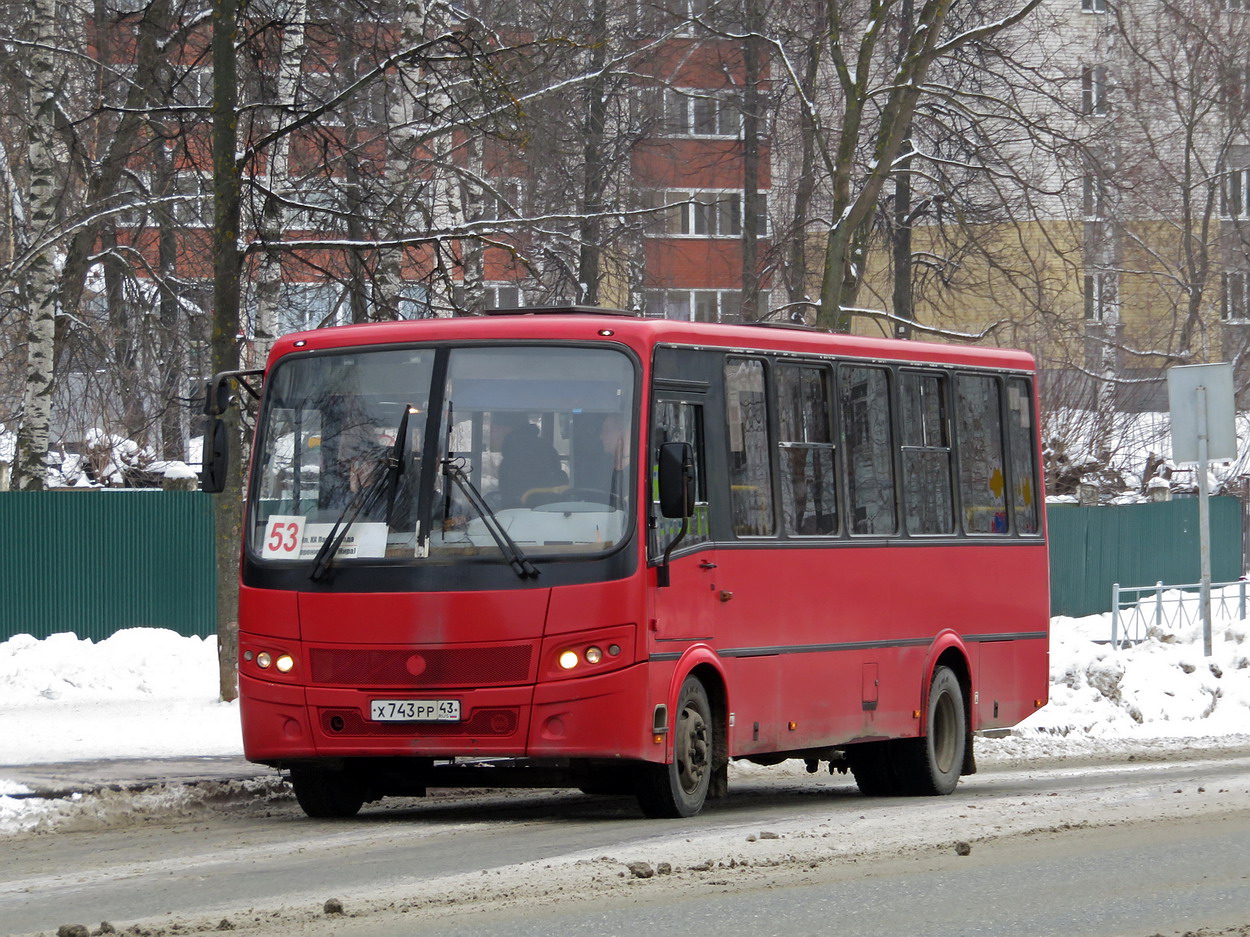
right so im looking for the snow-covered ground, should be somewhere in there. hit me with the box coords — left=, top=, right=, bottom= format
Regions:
left=2, top=592, right=1249, bottom=835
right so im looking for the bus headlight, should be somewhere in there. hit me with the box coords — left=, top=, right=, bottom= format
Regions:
left=543, top=625, right=636, bottom=680
left=275, top=654, right=295, bottom=673
left=256, top=652, right=272, bottom=669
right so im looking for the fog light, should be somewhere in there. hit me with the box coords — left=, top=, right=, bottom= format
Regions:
left=275, top=654, right=295, bottom=673
left=584, top=646, right=603, bottom=664
left=256, top=652, right=272, bottom=669
left=558, top=650, right=579, bottom=670
left=607, top=644, right=621, bottom=657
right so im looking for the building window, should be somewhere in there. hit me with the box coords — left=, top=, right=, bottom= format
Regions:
left=1224, top=0, right=1248, bottom=11
left=642, top=190, right=768, bottom=238
left=1081, top=0, right=1106, bottom=12
left=1082, top=173, right=1108, bottom=219
left=1084, top=270, right=1118, bottom=321
left=285, top=186, right=348, bottom=232
left=485, top=284, right=525, bottom=308
left=645, top=289, right=770, bottom=322
left=173, top=65, right=212, bottom=108
left=300, top=70, right=390, bottom=126
left=481, top=179, right=523, bottom=221
left=643, top=289, right=770, bottom=322
left=1224, top=167, right=1250, bottom=218
left=662, top=88, right=743, bottom=138
left=277, top=281, right=346, bottom=334
left=1082, top=66, right=1109, bottom=116
left=1224, top=271, right=1250, bottom=320
left=1222, top=65, right=1250, bottom=124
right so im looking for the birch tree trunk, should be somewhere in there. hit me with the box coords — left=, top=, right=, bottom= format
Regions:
left=14, top=0, right=62, bottom=490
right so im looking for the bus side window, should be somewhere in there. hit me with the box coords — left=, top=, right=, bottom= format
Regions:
left=956, top=374, right=1008, bottom=534
left=776, top=363, right=837, bottom=536
left=839, top=366, right=897, bottom=535
left=1006, top=378, right=1041, bottom=534
left=651, top=400, right=709, bottom=555
left=725, top=357, right=775, bottom=536
left=899, top=371, right=954, bottom=535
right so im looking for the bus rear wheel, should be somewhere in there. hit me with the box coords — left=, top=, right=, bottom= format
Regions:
left=846, top=740, right=901, bottom=796
left=289, top=767, right=367, bottom=818
left=897, top=664, right=966, bottom=796
left=635, top=676, right=713, bottom=818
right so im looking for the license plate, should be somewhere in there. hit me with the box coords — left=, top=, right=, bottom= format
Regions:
left=369, top=699, right=461, bottom=722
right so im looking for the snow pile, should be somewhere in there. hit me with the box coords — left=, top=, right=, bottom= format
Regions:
left=0, top=628, right=224, bottom=705
left=0, top=629, right=241, bottom=766
left=1018, top=609, right=1250, bottom=739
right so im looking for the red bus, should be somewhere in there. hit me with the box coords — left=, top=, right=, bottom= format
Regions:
left=205, top=306, right=1049, bottom=818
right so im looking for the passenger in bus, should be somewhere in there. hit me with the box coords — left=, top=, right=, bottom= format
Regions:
left=492, top=412, right=567, bottom=507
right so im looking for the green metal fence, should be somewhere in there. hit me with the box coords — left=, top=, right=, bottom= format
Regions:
left=2, top=490, right=1242, bottom=640
left=1048, top=497, right=1244, bottom=617
left=0, top=490, right=216, bottom=642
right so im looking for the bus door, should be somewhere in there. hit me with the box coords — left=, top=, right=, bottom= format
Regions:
left=648, top=396, right=717, bottom=643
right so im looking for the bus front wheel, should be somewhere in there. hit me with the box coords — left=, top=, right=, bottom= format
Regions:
left=289, top=767, right=367, bottom=818
left=635, top=676, right=713, bottom=818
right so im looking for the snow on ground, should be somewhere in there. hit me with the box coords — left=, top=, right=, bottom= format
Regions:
left=1, top=591, right=1249, bottom=835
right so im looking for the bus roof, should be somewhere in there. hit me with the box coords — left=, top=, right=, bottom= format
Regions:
left=268, top=308, right=1036, bottom=373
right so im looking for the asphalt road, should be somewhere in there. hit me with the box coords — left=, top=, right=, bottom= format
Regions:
left=3, top=746, right=1250, bottom=937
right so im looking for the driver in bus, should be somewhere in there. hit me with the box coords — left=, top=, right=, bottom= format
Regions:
left=491, top=412, right=567, bottom=507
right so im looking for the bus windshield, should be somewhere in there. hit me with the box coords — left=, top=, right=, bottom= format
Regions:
left=249, top=344, right=636, bottom=565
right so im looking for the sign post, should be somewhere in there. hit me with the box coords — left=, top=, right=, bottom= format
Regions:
left=1167, top=363, right=1237, bottom=656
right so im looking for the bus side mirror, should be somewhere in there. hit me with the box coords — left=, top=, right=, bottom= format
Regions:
left=201, top=417, right=228, bottom=493
left=658, top=441, right=695, bottom=519
left=199, top=368, right=263, bottom=494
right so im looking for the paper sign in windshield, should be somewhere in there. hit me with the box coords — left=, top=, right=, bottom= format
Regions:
left=262, top=515, right=388, bottom=559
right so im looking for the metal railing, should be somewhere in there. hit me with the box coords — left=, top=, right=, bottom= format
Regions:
left=1110, top=579, right=1249, bottom=646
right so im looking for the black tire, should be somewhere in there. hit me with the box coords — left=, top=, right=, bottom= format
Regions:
left=896, top=665, right=967, bottom=796
left=846, top=740, right=901, bottom=797
left=289, top=768, right=367, bottom=818
left=635, top=677, right=713, bottom=818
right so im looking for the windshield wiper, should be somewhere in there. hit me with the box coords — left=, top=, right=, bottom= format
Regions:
left=442, top=458, right=539, bottom=579
left=309, top=407, right=411, bottom=582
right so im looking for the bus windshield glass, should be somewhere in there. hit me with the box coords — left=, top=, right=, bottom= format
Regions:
left=250, top=344, right=636, bottom=565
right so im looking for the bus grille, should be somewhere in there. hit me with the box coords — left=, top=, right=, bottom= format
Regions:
left=318, top=707, right=520, bottom=737
left=309, top=645, right=533, bottom=687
